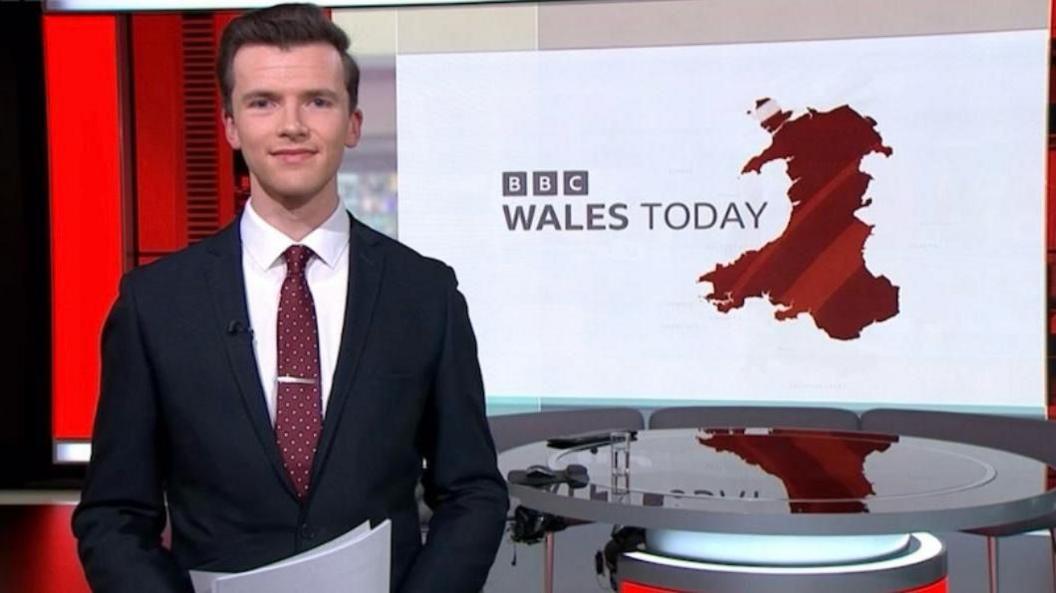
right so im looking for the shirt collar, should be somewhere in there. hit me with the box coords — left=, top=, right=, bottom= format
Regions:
left=240, top=197, right=350, bottom=271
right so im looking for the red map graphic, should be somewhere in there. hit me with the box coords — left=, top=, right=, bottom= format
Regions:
left=701, top=98, right=899, bottom=340
left=698, top=428, right=896, bottom=514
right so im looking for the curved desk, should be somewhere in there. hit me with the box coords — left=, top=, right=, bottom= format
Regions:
left=499, top=427, right=1056, bottom=593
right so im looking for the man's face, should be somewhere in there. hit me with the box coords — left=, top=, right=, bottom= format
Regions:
left=223, top=42, right=362, bottom=205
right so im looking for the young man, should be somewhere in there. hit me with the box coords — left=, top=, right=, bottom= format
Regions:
left=72, top=4, right=508, bottom=592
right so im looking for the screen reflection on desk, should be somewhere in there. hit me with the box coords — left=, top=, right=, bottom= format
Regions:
left=698, top=428, right=897, bottom=513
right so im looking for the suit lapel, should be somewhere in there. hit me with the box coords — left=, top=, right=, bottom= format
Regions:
left=310, top=216, right=385, bottom=484
left=203, top=219, right=299, bottom=500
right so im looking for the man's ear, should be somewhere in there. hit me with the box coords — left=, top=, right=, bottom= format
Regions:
left=345, top=108, right=364, bottom=148
left=222, top=109, right=242, bottom=150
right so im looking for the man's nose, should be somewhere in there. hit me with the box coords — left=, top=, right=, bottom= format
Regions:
left=279, top=103, right=308, bottom=138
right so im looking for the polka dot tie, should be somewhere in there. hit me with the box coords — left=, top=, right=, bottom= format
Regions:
left=275, top=245, right=323, bottom=500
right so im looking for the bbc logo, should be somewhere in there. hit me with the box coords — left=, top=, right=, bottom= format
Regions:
left=503, top=171, right=588, bottom=197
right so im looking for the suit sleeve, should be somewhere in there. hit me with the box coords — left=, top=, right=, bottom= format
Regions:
left=71, top=274, right=194, bottom=593
left=398, top=267, right=509, bottom=593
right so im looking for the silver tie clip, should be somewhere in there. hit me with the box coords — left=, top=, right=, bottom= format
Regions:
left=276, top=376, right=317, bottom=385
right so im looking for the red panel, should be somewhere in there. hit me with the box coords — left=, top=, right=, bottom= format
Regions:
left=214, top=12, right=241, bottom=226
left=0, top=507, right=90, bottom=593
left=44, top=15, right=127, bottom=440
left=131, top=14, right=187, bottom=254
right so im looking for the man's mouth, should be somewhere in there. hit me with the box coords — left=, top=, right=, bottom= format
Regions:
left=270, top=148, right=317, bottom=164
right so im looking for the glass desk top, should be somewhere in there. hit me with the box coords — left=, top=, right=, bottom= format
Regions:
left=498, top=428, right=1056, bottom=534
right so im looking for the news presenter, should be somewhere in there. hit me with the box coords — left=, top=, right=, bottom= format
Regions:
left=71, top=4, right=508, bottom=592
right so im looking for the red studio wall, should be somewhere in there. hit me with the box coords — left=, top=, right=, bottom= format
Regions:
left=45, top=11, right=241, bottom=449
left=44, top=14, right=126, bottom=444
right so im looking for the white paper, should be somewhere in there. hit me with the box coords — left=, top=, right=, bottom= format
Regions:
left=190, top=520, right=390, bottom=593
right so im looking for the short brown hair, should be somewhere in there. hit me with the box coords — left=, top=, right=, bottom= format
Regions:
left=216, top=3, right=360, bottom=114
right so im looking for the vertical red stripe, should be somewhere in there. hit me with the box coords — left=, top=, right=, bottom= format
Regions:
left=214, top=12, right=240, bottom=227
left=132, top=14, right=187, bottom=254
left=44, top=15, right=127, bottom=440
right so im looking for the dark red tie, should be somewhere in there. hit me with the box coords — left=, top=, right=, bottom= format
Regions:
left=275, top=245, right=323, bottom=499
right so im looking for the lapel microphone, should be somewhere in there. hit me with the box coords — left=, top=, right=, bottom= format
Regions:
left=226, top=320, right=253, bottom=337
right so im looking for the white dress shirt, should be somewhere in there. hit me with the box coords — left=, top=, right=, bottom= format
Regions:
left=240, top=199, right=350, bottom=423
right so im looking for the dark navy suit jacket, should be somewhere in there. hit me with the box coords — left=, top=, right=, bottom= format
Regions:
left=72, top=214, right=508, bottom=593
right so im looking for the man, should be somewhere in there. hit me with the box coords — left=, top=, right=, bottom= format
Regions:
left=72, top=4, right=508, bottom=592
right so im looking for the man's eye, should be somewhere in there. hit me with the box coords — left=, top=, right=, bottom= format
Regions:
left=248, top=99, right=271, bottom=108
left=310, top=97, right=332, bottom=107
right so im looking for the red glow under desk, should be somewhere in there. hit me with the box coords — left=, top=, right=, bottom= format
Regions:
left=621, top=578, right=948, bottom=593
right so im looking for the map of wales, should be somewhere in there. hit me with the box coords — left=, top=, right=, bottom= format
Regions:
left=701, top=99, right=900, bottom=340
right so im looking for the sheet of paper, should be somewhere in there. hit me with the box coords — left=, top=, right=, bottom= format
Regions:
left=189, top=520, right=389, bottom=593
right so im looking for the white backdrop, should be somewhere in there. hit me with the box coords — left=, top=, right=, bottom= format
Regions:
left=396, top=30, right=1047, bottom=408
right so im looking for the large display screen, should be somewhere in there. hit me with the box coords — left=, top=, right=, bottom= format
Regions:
left=335, top=1, right=1048, bottom=410
left=396, top=32, right=1046, bottom=409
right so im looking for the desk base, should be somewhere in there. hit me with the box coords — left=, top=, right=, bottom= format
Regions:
left=617, top=532, right=946, bottom=593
